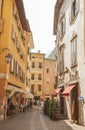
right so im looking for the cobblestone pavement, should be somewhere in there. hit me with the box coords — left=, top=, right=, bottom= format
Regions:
left=0, top=108, right=85, bottom=130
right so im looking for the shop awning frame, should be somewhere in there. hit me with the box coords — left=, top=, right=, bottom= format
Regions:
left=62, top=84, right=76, bottom=97
left=53, top=87, right=62, bottom=96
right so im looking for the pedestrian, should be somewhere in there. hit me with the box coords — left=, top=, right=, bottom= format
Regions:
left=20, top=103, right=24, bottom=112
left=37, top=100, right=41, bottom=110
left=40, top=99, right=44, bottom=111
left=29, top=99, right=32, bottom=109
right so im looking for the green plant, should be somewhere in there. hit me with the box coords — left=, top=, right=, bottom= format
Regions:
left=49, top=99, right=59, bottom=120
left=43, top=99, right=50, bottom=115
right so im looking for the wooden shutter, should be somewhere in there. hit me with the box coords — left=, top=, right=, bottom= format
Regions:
left=10, top=57, right=14, bottom=73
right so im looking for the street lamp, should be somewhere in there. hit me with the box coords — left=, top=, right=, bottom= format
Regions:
left=0, top=48, right=12, bottom=63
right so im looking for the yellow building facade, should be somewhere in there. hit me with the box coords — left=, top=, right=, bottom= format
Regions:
left=0, top=0, right=31, bottom=120
left=30, top=52, right=45, bottom=100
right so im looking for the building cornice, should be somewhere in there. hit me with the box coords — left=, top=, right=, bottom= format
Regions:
left=15, top=0, right=30, bottom=32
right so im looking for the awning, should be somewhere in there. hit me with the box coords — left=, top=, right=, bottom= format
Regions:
left=6, top=85, right=26, bottom=98
left=24, top=92, right=34, bottom=99
left=62, top=85, right=75, bottom=97
left=53, top=87, right=62, bottom=96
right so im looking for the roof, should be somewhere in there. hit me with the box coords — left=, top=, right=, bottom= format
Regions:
left=47, top=47, right=56, bottom=60
left=15, top=0, right=31, bottom=32
left=53, top=0, right=63, bottom=35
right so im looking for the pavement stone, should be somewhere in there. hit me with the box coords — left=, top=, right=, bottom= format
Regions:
left=0, top=108, right=84, bottom=130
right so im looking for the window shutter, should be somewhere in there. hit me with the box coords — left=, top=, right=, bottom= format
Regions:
left=10, top=57, right=14, bottom=73
left=75, top=0, right=79, bottom=15
left=16, top=62, right=18, bottom=75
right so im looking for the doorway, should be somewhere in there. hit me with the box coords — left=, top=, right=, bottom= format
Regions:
left=71, top=85, right=78, bottom=122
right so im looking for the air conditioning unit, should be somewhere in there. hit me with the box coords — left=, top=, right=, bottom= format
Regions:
left=0, top=18, right=4, bottom=33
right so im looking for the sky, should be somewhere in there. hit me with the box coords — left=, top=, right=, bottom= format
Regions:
left=23, top=0, right=56, bottom=55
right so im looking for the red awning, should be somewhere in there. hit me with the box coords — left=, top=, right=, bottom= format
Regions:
left=53, top=88, right=62, bottom=96
left=62, top=85, right=75, bottom=97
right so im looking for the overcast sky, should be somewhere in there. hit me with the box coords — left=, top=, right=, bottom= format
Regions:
left=23, top=0, right=56, bottom=54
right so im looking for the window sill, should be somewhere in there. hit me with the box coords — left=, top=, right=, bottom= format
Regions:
left=70, top=63, right=77, bottom=68
left=58, top=70, right=64, bottom=75
left=70, top=12, right=79, bottom=25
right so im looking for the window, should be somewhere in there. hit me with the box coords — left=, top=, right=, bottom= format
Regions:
left=31, top=84, right=34, bottom=94
left=27, top=47, right=30, bottom=54
left=13, top=3, right=16, bottom=15
left=38, top=74, right=42, bottom=80
left=39, top=62, right=42, bottom=68
left=71, top=37, right=77, bottom=66
left=31, top=74, right=35, bottom=80
left=60, top=16, right=66, bottom=39
left=47, top=68, right=50, bottom=73
left=11, top=25, right=16, bottom=43
left=70, top=0, right=79, bottom=23
left=38, top=85, right=41, bottom=91
left=32, top=62, right=35, bottom=68
left=57, top=45, right=65, bottom=72
left=32, top=56, right=35, bottom=58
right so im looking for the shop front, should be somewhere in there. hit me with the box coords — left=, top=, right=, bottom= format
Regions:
left=62, top=84, right=79, bottom=123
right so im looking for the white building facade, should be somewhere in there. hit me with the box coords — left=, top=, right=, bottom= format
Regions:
left=53, top=0, right=85, bottom=125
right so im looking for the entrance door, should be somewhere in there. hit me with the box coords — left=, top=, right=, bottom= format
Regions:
left=71, top=86, right=78, bottom=122
left=60, top=87, right=64, bottom=115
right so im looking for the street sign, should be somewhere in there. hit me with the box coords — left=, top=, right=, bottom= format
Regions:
left=78, top=96, right=84, bottom=100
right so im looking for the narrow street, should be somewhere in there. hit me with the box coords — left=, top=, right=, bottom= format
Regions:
left=0, top=108, right=84, bottom=130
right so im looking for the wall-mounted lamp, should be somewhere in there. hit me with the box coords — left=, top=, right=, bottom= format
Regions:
left=0, top=48, right=12, bottom=63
